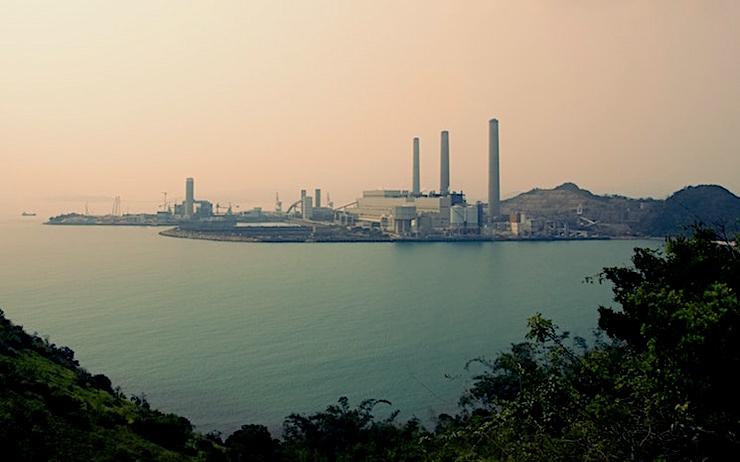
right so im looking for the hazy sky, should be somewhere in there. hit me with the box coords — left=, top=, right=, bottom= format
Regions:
left=2, top=0, right=739, bottom=215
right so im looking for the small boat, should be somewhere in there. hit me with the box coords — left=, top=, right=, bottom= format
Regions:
left=21, top=212, right=37, bottom=217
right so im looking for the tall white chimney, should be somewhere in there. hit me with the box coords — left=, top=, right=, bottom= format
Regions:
left=412, top=137, right=420, bottom=196
left=185, top=177, right=194, bottom=217
left=488, top=119, right=500, bottom=221
left=440, top=130, right=450, bottom=195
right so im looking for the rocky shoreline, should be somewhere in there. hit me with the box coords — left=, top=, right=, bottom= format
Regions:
left=159, top=227, right=618, bottom=244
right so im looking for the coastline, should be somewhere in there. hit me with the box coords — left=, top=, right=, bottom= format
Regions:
left=158, top=227, right=621, bottom=244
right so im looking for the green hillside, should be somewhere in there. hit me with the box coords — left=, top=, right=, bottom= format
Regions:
left=0, top=312, right=225, bottom=462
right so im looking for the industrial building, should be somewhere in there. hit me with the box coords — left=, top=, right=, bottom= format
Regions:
left=284, top=187, right=334, bottom=221
left=168, top=117, right=503, bottom=239
left=74, top=117, right=607, bottom=241
left=348, top=190, right=474, bottom=236
left=341, top=125, right=494, bottom=236
left=173, top=177, right=214, bottom=219
left=73, top=116, right=522, bottom=241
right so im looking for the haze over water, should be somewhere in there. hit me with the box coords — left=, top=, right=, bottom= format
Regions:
left=0, top=218, right=656, bottom=432
left=3, top=1, right=740, bottom=216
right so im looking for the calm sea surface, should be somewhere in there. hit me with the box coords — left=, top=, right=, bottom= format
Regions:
left=0, top=217, right=657, bottom=434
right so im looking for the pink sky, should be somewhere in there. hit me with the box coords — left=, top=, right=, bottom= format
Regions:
left=2, top=1, right=739, bottom=216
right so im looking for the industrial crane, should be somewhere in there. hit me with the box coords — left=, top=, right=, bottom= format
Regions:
left=161, top=192, right=169, bottom=212
left=285, top=200, right=303, bottom=215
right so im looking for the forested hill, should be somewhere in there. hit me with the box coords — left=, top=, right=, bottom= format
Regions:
left=0, top=311, right=227, bottom=461
left=501, top=183, right=740, bottom=236
left=641, top=185, right=740, bottom=236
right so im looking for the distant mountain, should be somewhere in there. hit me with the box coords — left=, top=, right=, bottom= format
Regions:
left=639, top=185, right=740, bottom=236
left=502, top=183, right=740, bottom=237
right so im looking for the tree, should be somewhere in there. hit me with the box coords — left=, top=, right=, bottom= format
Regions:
left=282, top=397, right=425, bottom=462
left=224, top=424, right=281, bottom=462
left=598, top=228, right=740, bottom=457
left=447, top=227, right=740, bottom=461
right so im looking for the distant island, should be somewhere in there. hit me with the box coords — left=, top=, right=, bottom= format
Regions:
left=46, top=182, right=740, bottom=243
left=160, top=183, right=739, bottom=243
left=501, top=182, right=740, bottom=238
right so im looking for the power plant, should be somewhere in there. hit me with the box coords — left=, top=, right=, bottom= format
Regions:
left=46, top=115, right=680, bottom=242
left=177, top=118, right=503, bottom=237
left=169, top=116, right=504, bottom=239
left=48, top=117, right=510, bottom=240
left=336, top=118, right=501, bottom=237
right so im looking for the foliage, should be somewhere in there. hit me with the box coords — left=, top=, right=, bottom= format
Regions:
left=642, top=185, right=740, bottom=236
left=433, top=227, right=740, bottom=461
left=0, top=308, right=225, bottom=461
left=281, top=396, right=426, bottom=462
left=224, top=424, right=281, bottom=462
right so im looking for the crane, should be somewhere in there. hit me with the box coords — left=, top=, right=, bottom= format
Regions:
left=285, top=200, right=303, bottom=215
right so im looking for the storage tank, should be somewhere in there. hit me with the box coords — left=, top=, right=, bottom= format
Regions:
left=450, top=205, right=466, bottom=227
left=450, top=205, right=479, bottom=228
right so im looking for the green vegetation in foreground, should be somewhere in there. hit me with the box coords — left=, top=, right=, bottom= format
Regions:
left=0, top=316, right=225, bottom=461
left=1, top=227, right=738, bottom=461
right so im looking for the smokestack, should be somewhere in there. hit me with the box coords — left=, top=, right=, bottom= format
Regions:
left=185, top=177, right=194, bottom=217
left=299, top=189, right=307, bottom=215
left=488, top=119, right=500, bottom=221
left=440, top=130, right=449, bottom=195
left=412, top=137, right=420, bottom=196
left=315, top=188, right=321, bottom=208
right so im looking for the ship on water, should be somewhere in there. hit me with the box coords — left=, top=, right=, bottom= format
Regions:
left=21, top=212, right=37, bottom=217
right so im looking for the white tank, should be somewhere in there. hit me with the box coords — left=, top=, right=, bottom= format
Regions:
left=450, top=205, right=478, bottom=227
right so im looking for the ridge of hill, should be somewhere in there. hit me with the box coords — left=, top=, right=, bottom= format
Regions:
left=501, top=183, right=740, bottom=236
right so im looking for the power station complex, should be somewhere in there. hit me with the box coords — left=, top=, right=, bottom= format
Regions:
left=50, top=118, right=511, bottom=241
left=45, top=116, right=670, bottom=241
left=165, top=118, right=503, bottom=239
left=333, top=119, right=502, bottom=236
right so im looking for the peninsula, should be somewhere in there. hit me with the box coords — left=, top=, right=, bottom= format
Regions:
left=45, top=118, right=740, bottom=242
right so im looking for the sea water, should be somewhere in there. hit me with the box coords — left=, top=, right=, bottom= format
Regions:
left=0, top=217, right=656, bottom=433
